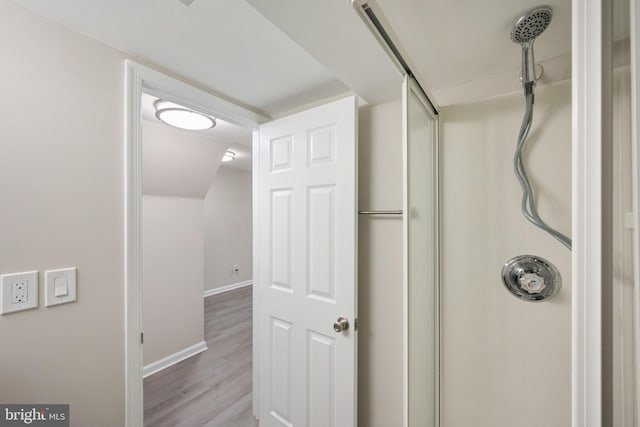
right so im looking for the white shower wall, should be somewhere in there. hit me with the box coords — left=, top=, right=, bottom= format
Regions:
left=440, top=79, right=572, bottom=427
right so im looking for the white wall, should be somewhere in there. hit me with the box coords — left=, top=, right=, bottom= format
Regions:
left=0, top=2, right=125, bottom=425
left=141, top=196, right=205, bottom=365
left=440, top=80, right=572, bottom=427
left=358, top=100, right=404, bottom=427
left=204, top=166, right=253, bottom=290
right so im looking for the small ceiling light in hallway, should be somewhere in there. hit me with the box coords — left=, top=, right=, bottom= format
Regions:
left=222, top=151, right=235, bottom=162
left=154, top=100, right=216, bottom=131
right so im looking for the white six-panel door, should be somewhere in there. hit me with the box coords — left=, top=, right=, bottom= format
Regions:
left=256, top=96, right=358, bottom=427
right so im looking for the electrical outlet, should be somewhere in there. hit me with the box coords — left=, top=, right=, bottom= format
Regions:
left=12, top=281, right=28, bottom=303
left=1, top=271, right=38, bottom=315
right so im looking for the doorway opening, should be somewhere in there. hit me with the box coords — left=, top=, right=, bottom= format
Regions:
left=126, top=60, right=360, bottom=427
left=138, top=90, right=256, bottom=426
left=125, top=60, right=267, bottom=427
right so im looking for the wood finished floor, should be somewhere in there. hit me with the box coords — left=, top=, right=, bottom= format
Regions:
left=144, top=286, right=257, bottom=427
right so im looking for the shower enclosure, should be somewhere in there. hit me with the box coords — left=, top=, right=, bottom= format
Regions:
left=400, top=1, right=640, bottom=426
left=402, top=5, right=573, bottom=425
left=355, top=0, right=639, bottom=425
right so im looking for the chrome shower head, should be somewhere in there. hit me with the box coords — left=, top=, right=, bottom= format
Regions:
left=511, top=6, right=553, bottom=44
left=511, top=6, right=552, bottom=89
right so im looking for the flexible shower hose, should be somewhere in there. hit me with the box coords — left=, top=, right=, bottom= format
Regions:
left=514, top=83, right=572, bottom=250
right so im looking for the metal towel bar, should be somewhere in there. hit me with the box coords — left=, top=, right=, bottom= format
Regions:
left=358, top=210, right=403, bottom=215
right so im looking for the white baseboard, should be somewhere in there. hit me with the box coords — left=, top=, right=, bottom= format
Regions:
left=143, top=341, right=208, bottom=378
left=204, top=280, right=253, bottom=298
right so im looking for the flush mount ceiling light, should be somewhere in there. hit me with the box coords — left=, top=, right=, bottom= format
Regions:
left=154, top=100, right=216, bottom=131
left=222, top=151, right=236, bottom=162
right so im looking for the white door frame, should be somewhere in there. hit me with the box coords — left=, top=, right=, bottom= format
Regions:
left=571, top=0, right=614, bottom=426
left=123, top=59, right=268, bottom=427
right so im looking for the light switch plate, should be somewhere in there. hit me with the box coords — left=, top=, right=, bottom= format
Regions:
left=1, top=271, right=38, bottom=314
left=45, top=267, right=77, bottom=307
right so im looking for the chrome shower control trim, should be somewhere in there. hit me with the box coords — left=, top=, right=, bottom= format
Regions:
left=501, top=255, right=561, bottom=302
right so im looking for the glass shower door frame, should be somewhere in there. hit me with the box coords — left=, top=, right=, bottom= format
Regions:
left=402, top=75, right=440, bottom=427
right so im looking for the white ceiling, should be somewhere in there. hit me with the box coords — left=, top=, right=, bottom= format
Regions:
left=9, top=0, right=350, bottom=117
left=10, top=0, right=631, bottom=114
left=244, top=0, right=574, bottom=107
left=246, top=0, right=402, bottom=108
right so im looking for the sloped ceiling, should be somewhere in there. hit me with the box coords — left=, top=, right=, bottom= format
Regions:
left=246, top=0, right=402, bottom=107
left=142, top=119, right=228, bottom=198
left=9, top=0, right=350, bottom=117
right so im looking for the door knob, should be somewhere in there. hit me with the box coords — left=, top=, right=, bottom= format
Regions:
left=333, top=317, right=349, bottom=333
